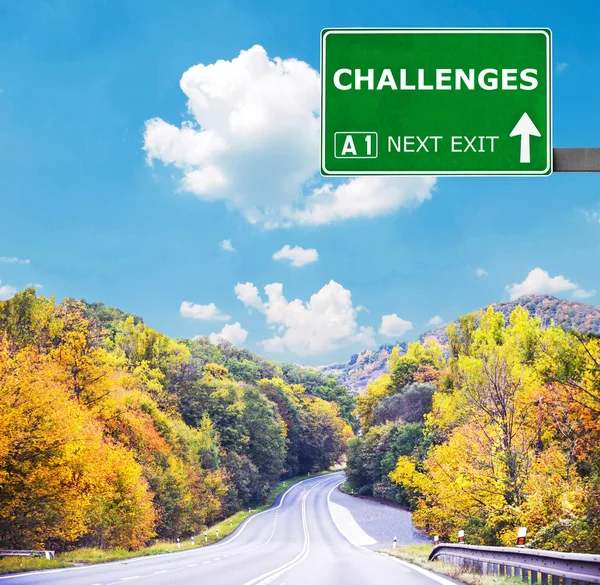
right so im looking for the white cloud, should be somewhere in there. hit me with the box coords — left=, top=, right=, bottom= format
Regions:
left=234, top=282, right=264, bottom=310
left=0, top=256, right=30, bottom=265
left=0, top=281, right=17, bottom=301
left=557, top=62, right=569, bottom=73
left=209, top=322, right=248, bottom=346
left=272, top=245, right=318, bottom=267
left=379, top=314, right=414, bottom=338
left=506, top=267, right=579, bottom=300
left=572, top=288, right=596, bottom=299
left=180, top=301, right=230, bottom=321
left=427, top=315, right=444, bottom=326
left=235, top=279, right=375, bottom=355
left=220, top=239, right=236, bottom=252
left=475, top=267, right=488, bottom=278
left=283, top=176, right=435, bottom=227
left=143, top=45, right=435, bottom=227
left=583, top=210, right=600, bottom=224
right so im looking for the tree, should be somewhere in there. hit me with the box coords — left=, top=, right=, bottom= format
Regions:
left=374, top=383, right=435, bottom=425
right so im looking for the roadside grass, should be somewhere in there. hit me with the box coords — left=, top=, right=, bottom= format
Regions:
left=0, top=557, right=69, bottom=574
left=0, top=469, right=335, bottom=575
left=383, top=545, right=522, bottom=585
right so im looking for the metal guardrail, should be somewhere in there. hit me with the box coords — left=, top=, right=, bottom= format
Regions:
left=429, top=544, right=600, bottom=584
left=0, top=550, right=55, bottom=559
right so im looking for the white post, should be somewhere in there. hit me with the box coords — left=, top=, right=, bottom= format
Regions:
left=177, top=537, right=180, bottom=549
left=393, top=537, right=397, bottom=548
left=517, top=527, right=527, bottom=547
left=191, top=536, right=195, bottom=546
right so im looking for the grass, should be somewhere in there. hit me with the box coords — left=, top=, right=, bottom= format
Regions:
left=0, top=469, right=335, bottom=575
left=383, top=545, right=523, bottom=585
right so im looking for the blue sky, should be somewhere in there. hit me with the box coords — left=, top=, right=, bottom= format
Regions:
left=1, top=0, right=599, bottom=365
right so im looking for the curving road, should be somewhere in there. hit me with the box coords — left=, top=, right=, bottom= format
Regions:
left=3, top=473, right=444, bottom=585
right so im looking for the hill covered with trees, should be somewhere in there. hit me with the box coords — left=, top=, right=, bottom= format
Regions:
left=0, top=289, right=353, bottom=552
left=321, top=294, right=600, bottom=394
left=345, top=305, right=600, bottom=553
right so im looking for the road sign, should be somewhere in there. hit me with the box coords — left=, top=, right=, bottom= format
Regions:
left=321, top=28, right=552, bottom=176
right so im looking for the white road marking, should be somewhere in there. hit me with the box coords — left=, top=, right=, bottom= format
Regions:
left=0, top=476, right=337, bottom=582
left=327, top=480, right=453, bottom=584
left=383, top=554, right=457, bottom=585
left=328, top=501, right=377, bottom=546
left=153, top=570, right=168, bottom=574
left=240, top=477, right=330, bottom=585
left=186, top=563, right=197, bottom=567
left=120, top=578, right=140, bottom=582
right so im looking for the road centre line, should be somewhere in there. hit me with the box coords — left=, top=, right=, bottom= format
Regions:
left=0, top=475, right=336, bottom=582
left=241, top=476, right=333, bottom=585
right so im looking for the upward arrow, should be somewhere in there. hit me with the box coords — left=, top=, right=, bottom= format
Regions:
left=509, top=112, right=541, bottom=164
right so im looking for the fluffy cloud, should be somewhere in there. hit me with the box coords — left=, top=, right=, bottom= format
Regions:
left=180, top=301, right=230, bottom=321
left=209, top=322, right=248, bottom=346
left=234, top=282, right=264, bottom=310
left=220, top=239, right=235, bottom=252
left=427, top=315, right=444, bottom=326
left=143, top=45, right=435, bottom=227
left=506, top=267, right=583, bottom=300
left=0, top=256, right=30, bottom=265
left=272, top=245, right=318, bottom=267
left=235, top=279, right=375, bottom=355
left=0, top=281, right=17, bottom=300
left=284, top=176, right=435, bottom=227
left=475, top=267, right=488, bottom=278
left=379, top=314, right=414, bottom=338
left=572, top=288, right=596, bottom=299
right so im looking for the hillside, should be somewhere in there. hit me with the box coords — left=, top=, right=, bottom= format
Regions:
left=321, top=294, right=600, bottom=393
left=0, top=289, right=353, bottom=552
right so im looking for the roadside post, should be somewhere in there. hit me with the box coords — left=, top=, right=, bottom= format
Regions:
left=191, top=536, right=195, bottom=546
left=434, top=535, right=440, bottom=545
left=517, top=527, right=527, bottom=547
left=321, top=28, right=600, bottom=175
left=393, top=536, right=397, bottom=548
left=458, top=530, right=465, bottom=544
left=177, top=537, right=180, bottom=549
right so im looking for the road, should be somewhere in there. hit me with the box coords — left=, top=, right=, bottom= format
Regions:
left=3, top=473, right=447, bottom=585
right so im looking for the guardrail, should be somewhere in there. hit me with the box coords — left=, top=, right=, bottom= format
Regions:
left=0, top=550, right=55, bottom=560
left=429, top=544, right=600, bottom=585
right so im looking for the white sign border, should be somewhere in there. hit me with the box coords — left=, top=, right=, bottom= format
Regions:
left=320, top=28, right=553, bottom=177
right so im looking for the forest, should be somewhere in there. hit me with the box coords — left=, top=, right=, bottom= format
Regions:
left=346, top=305, right=600, bottom=553
left=0, top=289, right=353, bottom=551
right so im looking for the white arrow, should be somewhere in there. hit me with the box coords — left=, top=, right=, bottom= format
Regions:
left=509, top=112, right=541, bottom=164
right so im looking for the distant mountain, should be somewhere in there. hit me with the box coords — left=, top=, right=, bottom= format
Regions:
left=320, top=295, right=600, bottom=394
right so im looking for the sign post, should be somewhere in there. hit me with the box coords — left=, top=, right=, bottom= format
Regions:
left=321, top=28, right=552, bottom=176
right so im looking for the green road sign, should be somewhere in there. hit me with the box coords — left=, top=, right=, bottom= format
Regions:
left=321, top=28, right=552, bottom=176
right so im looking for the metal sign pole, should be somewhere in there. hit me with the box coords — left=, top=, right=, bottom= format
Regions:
left=553, top=148, right=600, bottom=172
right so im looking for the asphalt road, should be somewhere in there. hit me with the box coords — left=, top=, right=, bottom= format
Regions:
left=3, top=473, right=444, bottom=585
left=329, top=483, right=430, bottom=549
